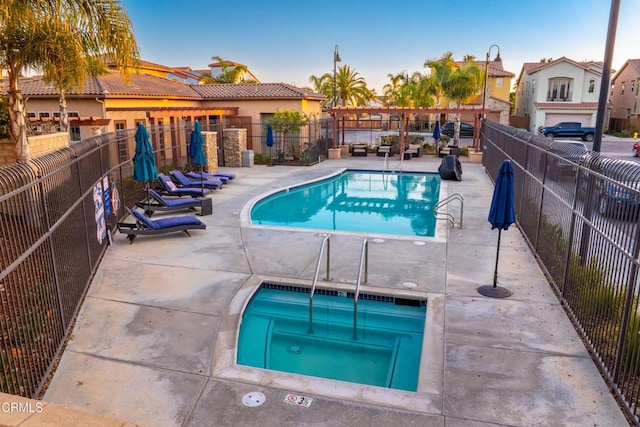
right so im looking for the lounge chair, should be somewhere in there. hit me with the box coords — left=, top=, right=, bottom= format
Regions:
left=186, top=170, right=236, bottom=181
left=157, top=174, right=211, bottom=197
left=186, top=171, right=230, bottom=184
left=117, top=207, right=206, bottom=243
left=135, top=189, right=208, bottom=216
left=170, top=170, right=223, bottom=189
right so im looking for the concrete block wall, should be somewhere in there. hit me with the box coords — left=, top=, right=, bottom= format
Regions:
left=223, top=128, right=247, bottom=167
left=203, top=131, right=218, bottom=173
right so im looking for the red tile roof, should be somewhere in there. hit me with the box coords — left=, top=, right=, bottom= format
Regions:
left=453, top=60, right=515, bottom=77
left=10, top=74, right=325, bottom=101
left=190, top=83, right=325, bottom=100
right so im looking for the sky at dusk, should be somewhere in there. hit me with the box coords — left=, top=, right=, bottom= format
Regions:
left=122, top=0, right=639, bottom=93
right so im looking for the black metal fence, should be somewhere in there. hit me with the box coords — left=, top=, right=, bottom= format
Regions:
left=0, top=120, right=331, bottom=397
left=482, top=120, right=640, bottom=424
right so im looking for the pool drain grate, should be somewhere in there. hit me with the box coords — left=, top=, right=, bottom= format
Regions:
left=242, top=392, right=266, bottom=407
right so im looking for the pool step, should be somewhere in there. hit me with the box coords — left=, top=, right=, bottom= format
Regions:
left=246, top=289, right=425, bottom=333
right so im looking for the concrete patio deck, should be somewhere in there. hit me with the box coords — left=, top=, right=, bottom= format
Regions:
left=2, top=155, right=628, bottom=426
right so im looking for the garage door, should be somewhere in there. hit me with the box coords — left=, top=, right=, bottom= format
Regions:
left=544, top=114, right=592, bottom=126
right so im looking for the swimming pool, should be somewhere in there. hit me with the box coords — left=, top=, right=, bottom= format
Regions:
left=250, top=170, right=440, bottom=237
left=237, top=284, right=426, bottom=391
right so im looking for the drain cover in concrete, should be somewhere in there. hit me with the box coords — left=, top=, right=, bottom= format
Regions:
left=372, top=238, right=385, bottom=243
left=242, top=392, right=266, bottom=407
left=402, top=281, right=418, bottom=288
left=413, top=241, right=426, bottom=245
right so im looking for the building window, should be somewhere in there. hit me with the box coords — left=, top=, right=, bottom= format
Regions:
left=38, top=112, right=50, bottom=119
left=115, top=121, right=128, bottom=163
left=69, top=127, right=81, bottom=142
left=547, top=78, right=572, bottom=101
left=496, top=78, right=503, bottom=88
left=634, top=100, right=638, bottom=114
left=27, top=112, right=36, bottom=118
left=632, top=80, right=636, bottom=94
left=610, top=83, right=615, bottom=96
left=532, top=79, right=535, bottom=94
left=621, top=81, right=625, bottom=95
left=588, top=79, right=595, bottom=93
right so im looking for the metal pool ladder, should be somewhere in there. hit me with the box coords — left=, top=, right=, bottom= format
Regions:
left=353, top=238, right=368, bottom=340
left=308, top=234, right=331, bottom=334
left=433, top=193, right=464, bottom=228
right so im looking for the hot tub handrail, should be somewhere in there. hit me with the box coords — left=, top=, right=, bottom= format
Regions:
left=353, top=238, right=368, bottom=340
left=308, top=234, right=331, bottom=334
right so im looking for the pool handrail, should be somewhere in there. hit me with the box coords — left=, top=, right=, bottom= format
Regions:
left=433, top=193, right=464, bottom=228
left=308, top=234, right=331, bottom=334
left=353, top=238, right=369, bottom=340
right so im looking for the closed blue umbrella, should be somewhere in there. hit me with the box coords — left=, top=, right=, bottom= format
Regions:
left=478, top=160, right=515, bottom=298
left=189, top=121, right=207, bottom=196
left=189, top=121, right=207, bottom=166
left=266, top=124, right=274, bottom=166
left=433, top=120, right=441, bottom=140
left=132, top=123, right=157, bottom=212
left=432, top=121, right=441, bottom=156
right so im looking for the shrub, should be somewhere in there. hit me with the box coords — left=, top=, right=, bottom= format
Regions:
left=254, top=153, right=269, bottom=164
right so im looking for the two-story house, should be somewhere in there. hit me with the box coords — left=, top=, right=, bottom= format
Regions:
left=608, top=58, right=640, bottom=132
left=514, top=57, right=605, bottom=132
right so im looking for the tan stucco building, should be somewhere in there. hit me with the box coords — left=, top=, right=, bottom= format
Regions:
left=13, top=60, right=325, bottom=153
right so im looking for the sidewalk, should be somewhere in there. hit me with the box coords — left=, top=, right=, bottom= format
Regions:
left=6, top=156, right=627, bottom=426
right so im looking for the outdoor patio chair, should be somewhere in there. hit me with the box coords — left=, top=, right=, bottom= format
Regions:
left=170, top=170, right=223, bottom=189
left=157, top=174, right=211, bottom=197
left=135, top=189, right=209, bottom=216
left=186, top=170, right=236, bottom=181
left=116, top=207, right=206, bottom=244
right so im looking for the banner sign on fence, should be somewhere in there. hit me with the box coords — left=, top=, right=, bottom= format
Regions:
left=103, top=176, right=111, bottom=217
left=93, top=182, right=107, bottom=244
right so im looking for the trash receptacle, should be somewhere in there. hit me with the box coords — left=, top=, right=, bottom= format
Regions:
left=242, top=150, right=254, bottom=167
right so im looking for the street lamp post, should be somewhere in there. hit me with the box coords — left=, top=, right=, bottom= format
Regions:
left=332, top=45, right=342, bottom=149
left=482, top=44, right=501, bottom=111
left=333, top=45, right=341, bottom=108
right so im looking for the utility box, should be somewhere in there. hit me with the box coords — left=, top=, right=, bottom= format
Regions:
left=242, top=150, right=254, bottom=167
left=199, top=197, right=212, bottom=216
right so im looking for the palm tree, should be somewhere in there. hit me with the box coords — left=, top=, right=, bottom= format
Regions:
left=203, top=56, right=257, bottom=83
left=308, top=73, right=333, bottom=107
left=444, top=58, right=483, bottom=146
left=335, top=65, right=372, bottom=107
left=382, top=73, right=404, bottom=106
left=0, top=0, right=139, bottom=161
left=424, top=52, right=456, bottom=109
left=333, top=65, right=373, bottom=145
left=424, top=52, right=483, bottom=146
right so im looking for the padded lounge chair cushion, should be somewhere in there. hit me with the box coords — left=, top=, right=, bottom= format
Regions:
left=148, top=189, right=199, bottom=208
left=130, top=208, right=203, bottom=230
left=186, top=171, right=229, bottom=183
left=171, top=170, right=222, bottom=188
left=158, top=174, right=211, bottom=196
left=188, top=171, right=235, bottom=180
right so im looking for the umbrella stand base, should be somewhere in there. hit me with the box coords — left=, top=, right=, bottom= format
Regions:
left=477, top=285, right=512, bottom=298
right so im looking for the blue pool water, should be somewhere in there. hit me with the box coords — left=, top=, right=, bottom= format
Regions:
left=237, top=285, right=426, bottom=391
left=250, top=170, right=440, bottom=237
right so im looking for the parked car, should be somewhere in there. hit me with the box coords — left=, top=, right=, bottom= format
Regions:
left=595, top=158, right=640, bottom=218
left=548, top=140, right=589, bottom=165
left=632, top=141, right=640, bottom=157
left=540, top=122, right=596, bottom=142
left=441, top=122, right=474, bottom=137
